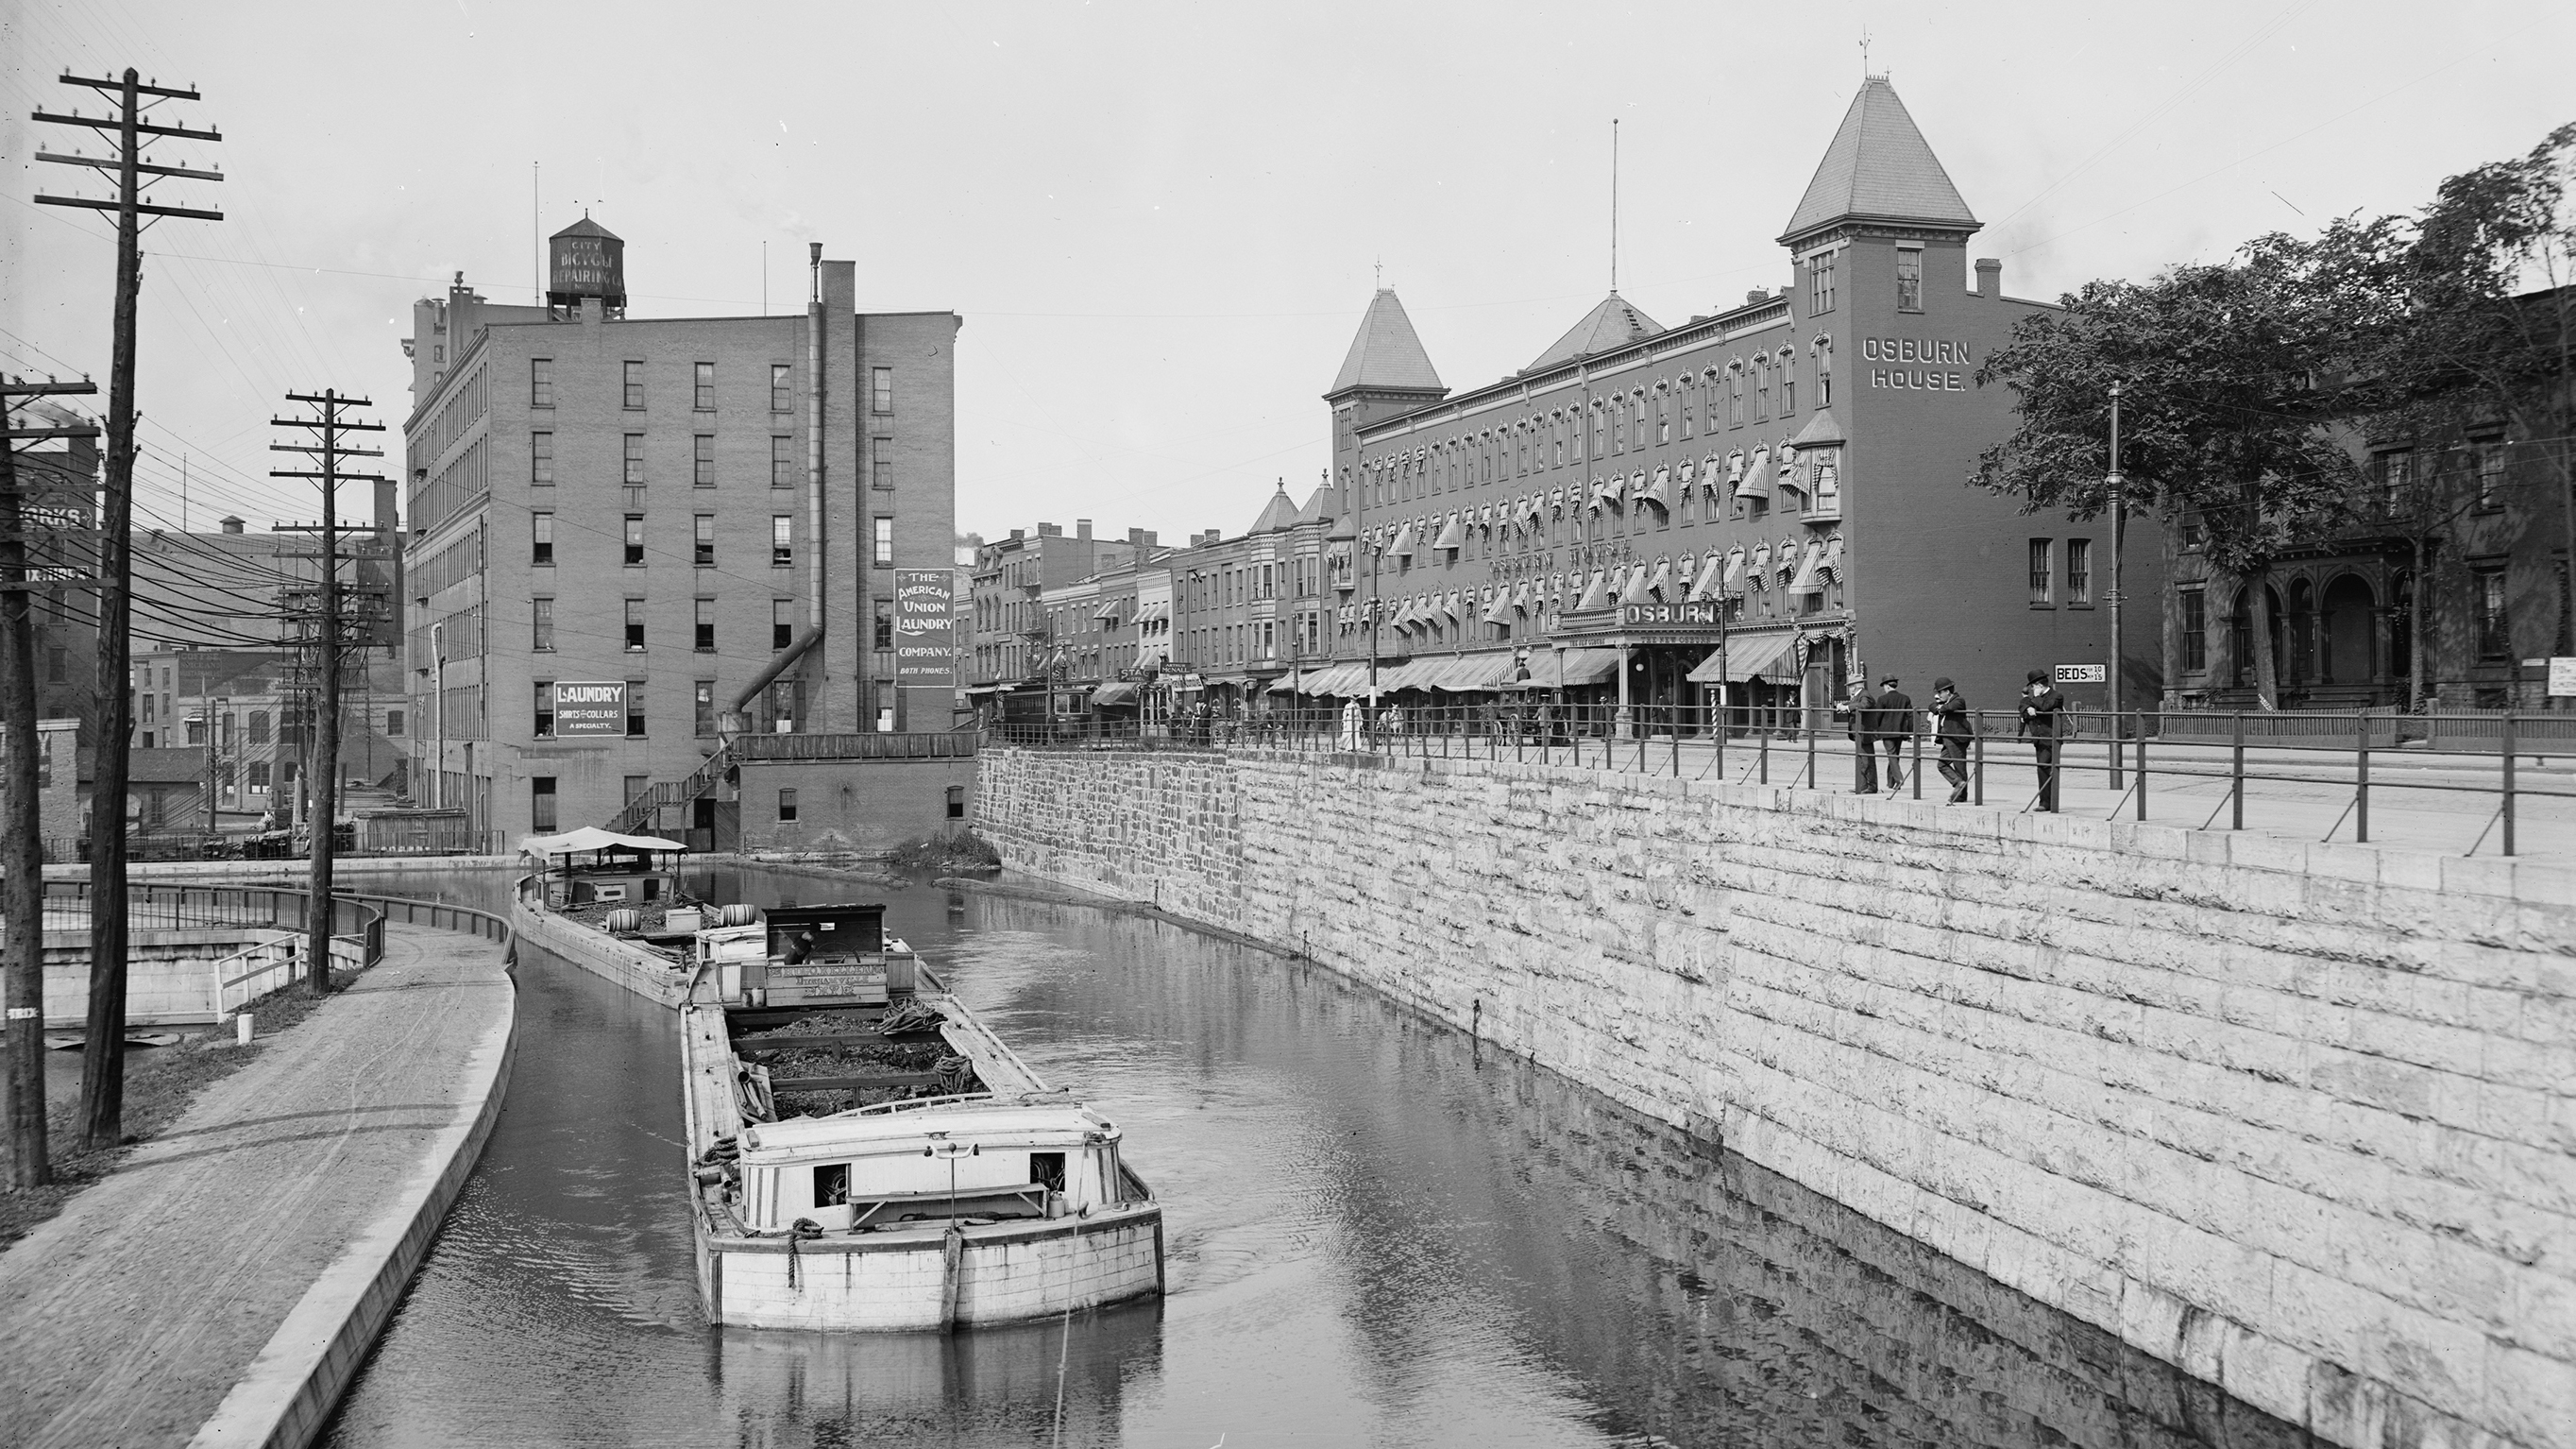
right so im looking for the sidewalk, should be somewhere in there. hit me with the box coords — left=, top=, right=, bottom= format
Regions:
left=0, top=922, right=514, bottom=1449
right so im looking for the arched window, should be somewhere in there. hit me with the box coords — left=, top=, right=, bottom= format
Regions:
left=1815, top=338, right=1835, bottom=408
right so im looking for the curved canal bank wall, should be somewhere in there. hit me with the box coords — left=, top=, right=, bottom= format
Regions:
left=974, top=745, right=2576, bottom=1449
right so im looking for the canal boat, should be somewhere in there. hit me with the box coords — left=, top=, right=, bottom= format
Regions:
left=509, top=849, right=1164, bottom=1332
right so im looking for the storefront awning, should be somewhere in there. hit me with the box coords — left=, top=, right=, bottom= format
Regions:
left=1517, top=647, right=1621, bottom=689
left=1091, top=682, right=1139, bottom=707
left=1686, top=631, right=1801, bottom=685
left=1435, top=653, right=1521, bottom=691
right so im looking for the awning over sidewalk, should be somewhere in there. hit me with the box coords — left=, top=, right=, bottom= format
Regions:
left=1091, top=682, right=1139, bottom=707
left=1433, top=653, right=1522, bottom=691
left=1513, top=647, right=1621, bottom=689
left=1686, top=631, right=1800, bottom=685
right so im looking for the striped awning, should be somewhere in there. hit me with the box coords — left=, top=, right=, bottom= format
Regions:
left=1819, top=535, right=1845, bottom=583
left=1091, top=682, right=1139, bottom=707
left=1391, top=523, right=1417, bottom=557
left=1432, top=514, right=1465, bottom=552
left=1575, top=571, right=1612, bottom=612
left=1646, top=558, right=1674, bottom=601
left=1686, top=630, right=1801, bottom=685
left=1618, top=567, right=1653, bottom=608
left=1435, top=653, right=1521, bottom=691
left=1518, top=647, right=1621, bottom=689
left=1637, top=469, right=1674, bottom=514
left=1737, top=446, right=1772, bottom=501
left=1688, top=553, right=1727, bottom=603
left=1746, top=542, right=1771, bottom=590
left=1788, top=539, right=1826, bottom=594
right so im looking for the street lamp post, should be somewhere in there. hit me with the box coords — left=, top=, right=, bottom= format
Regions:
left=2106, top=378, right=2127, bottom=790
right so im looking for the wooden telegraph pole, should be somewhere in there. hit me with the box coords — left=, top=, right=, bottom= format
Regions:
left=31, top=68, right=223, bottom=1150
left=0, top=378, right=99, bottom=1190
left=272, top=392, right=383, bottom=995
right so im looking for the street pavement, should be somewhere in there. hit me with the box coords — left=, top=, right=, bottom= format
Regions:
left=0, top=921, right=513, bottom=1449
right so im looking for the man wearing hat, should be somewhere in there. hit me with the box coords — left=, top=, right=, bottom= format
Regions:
left=1929, top=676, right=1973, bottom=802
left=1873, top=675, right=1915, bottom=793
left=1843, top=675, right=1883, bottom=793
left=2017, top=667, right=2068, bottom=811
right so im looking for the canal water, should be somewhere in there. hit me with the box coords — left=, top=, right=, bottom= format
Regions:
left=325, top=865, right=2301, bottom=1449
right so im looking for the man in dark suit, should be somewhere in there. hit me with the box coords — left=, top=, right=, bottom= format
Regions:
left=1873, top=675, right=1914, bottom=793
left=1845, top=679, right=1882, bottom=793
left=1929, top=676, right=1974, bottom=803
left=2017, top=668, right=2067, bottom=811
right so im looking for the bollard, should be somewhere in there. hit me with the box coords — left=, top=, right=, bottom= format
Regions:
left=1911, top=727, right=1924, bottom=800
left=2501, top=712, right=2517, bottom=858
left=1972, top=725, right=1985, bottom=806
left=2354, top=710, right=2370, bottom=844
left=235, top=1013, right=254, bottom=1047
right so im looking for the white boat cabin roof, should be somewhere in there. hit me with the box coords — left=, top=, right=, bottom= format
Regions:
left=739, top=1102, right=1121, bottom=1167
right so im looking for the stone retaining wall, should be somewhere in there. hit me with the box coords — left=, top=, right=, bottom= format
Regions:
left=974, top=745, right=2576, bottom=1449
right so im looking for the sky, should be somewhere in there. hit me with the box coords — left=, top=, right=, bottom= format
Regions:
left=4, top=0, right=2572, bottom=550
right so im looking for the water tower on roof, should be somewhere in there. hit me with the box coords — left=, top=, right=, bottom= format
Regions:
left=547, top=215, right=626, bottom=318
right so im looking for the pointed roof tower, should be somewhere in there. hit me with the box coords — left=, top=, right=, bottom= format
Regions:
left=1328, top=289, right=1445, bottom=397
left=1778, top=77, right=1978, bottom=248
left=1248, top=479, right=1301, bottom=535
left=1526, top=294, right=1664, bottom=373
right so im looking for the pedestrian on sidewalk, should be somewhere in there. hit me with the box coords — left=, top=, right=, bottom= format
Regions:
left=1875, top=675, right=1914, bottom=792
left=2018, top=668, right=2066, bottom=811
left=1339, top=696, right=1363, bottom=752
left=1845, top=679, right=1882, bottom=793
left=1930, top=676, right=1972, bottom=802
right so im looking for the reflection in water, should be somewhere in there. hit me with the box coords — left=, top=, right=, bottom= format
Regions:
left=327, top=867, right=2297, bottom=1448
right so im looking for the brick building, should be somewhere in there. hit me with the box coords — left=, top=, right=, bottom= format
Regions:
left=401, top=224, right=960, bottom=845
left=1292, top=76, right=2160, bottom=724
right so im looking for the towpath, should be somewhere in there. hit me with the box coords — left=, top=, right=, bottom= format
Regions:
left=0, top=921, right=513, bottom=1449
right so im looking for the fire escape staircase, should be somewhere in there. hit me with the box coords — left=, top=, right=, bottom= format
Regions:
left=603, top=741, right=737, bottom=836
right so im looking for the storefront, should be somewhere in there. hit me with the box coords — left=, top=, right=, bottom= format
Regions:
left=1549, top=600, right=1728, bottom=735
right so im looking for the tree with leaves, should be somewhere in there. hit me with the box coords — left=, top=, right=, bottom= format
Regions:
left=1974, top=244, right=2375, bottom=708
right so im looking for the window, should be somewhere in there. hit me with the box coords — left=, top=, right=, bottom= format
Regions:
left=622, top=360, right=645, bottom=409
left=1755, top=362, right=1771, bottom=419
left=248, top=710, right=270, bottom=744
left=534, top=681, right=556, bottom=737
left=531, top=431, right=554, bottom=486
left=872, top=678, right=894, bottom=731
left=695, top=598, right=717, bottom=651
left=1656, top=395, right=1670, bottom=446
left=946, top=785, right=965, bottom=820
left=248, top=760, right=271, bottom=793
left=2181, top=590, right=2208, bottom=672
left=531, top=776, right=557, bottom=832
left=693, top=362, right=715, bottom=411
left=771, top=515, right=794, bottom=566
left=2475, top=566, right=2510, bottom=659
left=387, top=709, right=404, bottom=738
left=531, top=358, right=553, bottom=407
left=871, top=366, right=892, bottom=415
left=771, top=364, right=792, bottom=413
left=533, top=597, right=555, bottom=651
left=773, top=600, right=794, bottom=650
left=873, top=516, right=893, bottom=567
left=532, top=513, right=555, bottom=565
left=771, top=435, right=796, bottom=488
left=1781, top=352, right=1796, bottom=414
left=625, top=599, right=647, bottom=650
left=873, top=597, right=894, bottom=650
left=1817, top=341, right=1834, bottom=409
left=1896, top=247, right=1924, bottom=312
left=2028, top=539, right=2054, bottom=605
left=694, top=680, right=717, bottom=736
left=622, top=433, right=645, bottom=486
left=624, top=515, right=646, bottom=566
left=2473, top=441, right=2506, bottom=510
left=694, top=514, right=717, bottom=566
left=2378, top=449, right=2415, bottom=515
left=777, top=788, right=798, bottom=823
left=2066, top=539, right=2093, bottom=605
left=1729, top=368, right=1745, bottom=426
left=45, top=647, right=63, bottom=683
left=693, top=434, right=715, bottom=486
left=626, top=683, right=646, bottom=737
left=872, top=435, right=893, bottom=490
left=1808, top=249, right=1837, bottom=314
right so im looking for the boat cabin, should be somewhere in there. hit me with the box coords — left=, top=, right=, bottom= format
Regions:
left=705, top=902, right=913, bottom=1007
left=521, top=826, right=687, bottom=909
left=735, top=1103, right=1133, bottom=1233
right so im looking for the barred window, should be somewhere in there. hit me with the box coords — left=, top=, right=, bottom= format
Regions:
left=2028, top=539, right=2054, bottom=606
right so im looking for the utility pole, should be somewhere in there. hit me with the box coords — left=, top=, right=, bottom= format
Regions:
left=33, top=69, right=224, bottom=1151
left=272, top=392, right=384, bottom=997
left=0, top=377, right=99, bottom=1190
left=2105, top=379, right=2127, bottom=790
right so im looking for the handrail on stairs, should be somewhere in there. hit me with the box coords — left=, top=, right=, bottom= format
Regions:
left=604, top=741, right=737, bottom=833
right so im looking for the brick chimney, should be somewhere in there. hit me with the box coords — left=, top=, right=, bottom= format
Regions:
left=1976, top=258, right=2002, bottom=298
left=1076, top=519, right=1092, bottom=540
